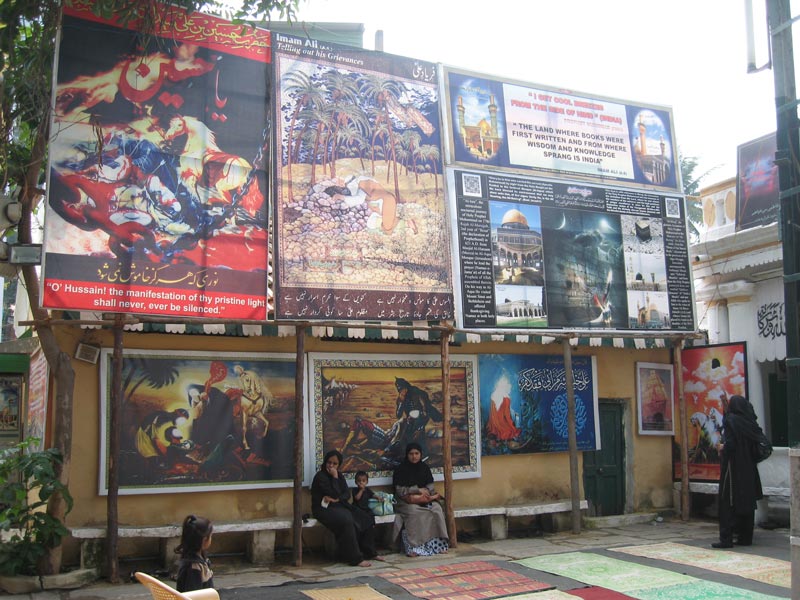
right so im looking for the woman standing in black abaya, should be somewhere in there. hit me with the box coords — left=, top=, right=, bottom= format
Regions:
left=310, top=450, right=380, bottom=566
left=713, top=394, right=764, bottom=548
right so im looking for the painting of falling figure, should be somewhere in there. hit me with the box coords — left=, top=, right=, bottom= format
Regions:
left=100, top=350, right=298, bottom=494
left=479, top=354, right=598, bottom=455
left=43, top=7, right=270, bottom=319
left=273, top=36, right=453, bottom=320
left=309, top=354, right=480, bottom=485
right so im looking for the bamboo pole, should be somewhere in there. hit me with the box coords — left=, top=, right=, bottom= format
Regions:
left=673, top=340, right=690, bottom=520
left=562, top=338, right=581, bottom=534
left=440, top=326, right=456, bottom=548
left=292, top=324, right=306, bottom=566
left=107, top=315, right=124, bottom=582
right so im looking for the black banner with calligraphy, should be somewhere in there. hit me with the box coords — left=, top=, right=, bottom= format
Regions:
left=453, top=169, right=694, bottom=330
left=43, top=3, right=270, bottom=319
left=272, top=34, right=453, bottom=321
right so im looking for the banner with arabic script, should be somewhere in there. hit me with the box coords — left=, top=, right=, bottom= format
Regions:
left=478, top=354, right=598, bottom=455
left=272, top=34, right=453, bottom=320
left=42, top=2, right=270, bottom=319
left=443, top=67, right=680, bottom=193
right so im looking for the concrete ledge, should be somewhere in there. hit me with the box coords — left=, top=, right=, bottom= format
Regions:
left=507, top=500, right=588, bottom=517
left=672, top=481, right=790, bottom=497
left=583, top=512, right=658, bottom=529
left=70, top=501, right=585, bottom=566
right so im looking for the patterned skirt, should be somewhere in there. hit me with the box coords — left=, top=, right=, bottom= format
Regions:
left=401, top=528, right=449, bottom=556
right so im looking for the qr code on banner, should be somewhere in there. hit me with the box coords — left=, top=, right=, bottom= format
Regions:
left=665, top=197, right=681, bottom=219
left=462, top=173, right=482, bottom=197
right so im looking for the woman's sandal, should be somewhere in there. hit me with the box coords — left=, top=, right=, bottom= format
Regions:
left=406, top=551, right=419, bottom=557
left=373, top=555, right=386, bottom=562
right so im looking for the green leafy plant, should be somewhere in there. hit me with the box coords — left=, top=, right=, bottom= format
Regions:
left=0, top=438, right=73, bottom=576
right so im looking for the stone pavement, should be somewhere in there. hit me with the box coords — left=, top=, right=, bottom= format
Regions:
left=6, top=516, right=792, bottom=599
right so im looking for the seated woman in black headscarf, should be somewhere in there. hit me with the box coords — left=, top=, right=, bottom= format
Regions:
left=392, top=442, right=449, bottom=557
left=311, top=449, right=379, bottom=567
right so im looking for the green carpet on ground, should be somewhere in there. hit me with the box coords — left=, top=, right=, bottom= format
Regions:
left=611, top=542, right=790, bottom=588
left=625, top=579, right=785, bottom=600
left=514, top=552, right=693, bottom=593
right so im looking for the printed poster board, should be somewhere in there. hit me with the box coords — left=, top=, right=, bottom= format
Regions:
left=443, top=67, right=680, bottom=193
left=736, top=132, right=779, bottom=230
left=272, top=34, right=453, bottom=321
left=43, top=3, right=270, bottom=319
left=450, top=169, right=694, bottom=330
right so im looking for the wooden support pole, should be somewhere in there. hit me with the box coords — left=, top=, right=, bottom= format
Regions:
left=292, top=324, right=306, bottom=567
left=673, top=340, right=690, bottom=520
left=107, top=315, right=124, bottom=582
left=440, top=326, right=456, bottom=547
left=562, top=338, right=581, bottom=534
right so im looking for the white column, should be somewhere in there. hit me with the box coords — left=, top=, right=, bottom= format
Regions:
left=715, top=301, right=730, bottom=344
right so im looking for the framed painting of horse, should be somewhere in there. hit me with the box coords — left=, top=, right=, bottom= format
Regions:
left=674, top=342, right=748, bottom=482
left=99, top=349, right=303, bottom=494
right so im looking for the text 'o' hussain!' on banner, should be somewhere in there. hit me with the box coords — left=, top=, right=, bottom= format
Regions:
left=42, top=1, right=271, bottom=320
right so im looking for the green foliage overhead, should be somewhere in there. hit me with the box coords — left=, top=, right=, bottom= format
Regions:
left=680, top=152, right=717, bottom=242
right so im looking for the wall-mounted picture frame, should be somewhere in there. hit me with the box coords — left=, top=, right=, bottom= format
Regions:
left=636, top=362, right=674, bottom=435
left=99, top=349, right=302, bottom=495
left=307, top=353, right=481, bottom=486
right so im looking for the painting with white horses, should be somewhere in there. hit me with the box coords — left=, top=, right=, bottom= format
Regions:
left=43, top=4, right=271, bottom=320
left=675, top=342, right=748, bottom=482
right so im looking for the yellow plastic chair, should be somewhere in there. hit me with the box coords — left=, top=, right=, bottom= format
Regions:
left=134, top=571, right=220, bottom=600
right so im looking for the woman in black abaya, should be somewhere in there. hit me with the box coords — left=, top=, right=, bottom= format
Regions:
left=713, top=394, right=764, bottom=548
left=310, top=450, right=379, bottom=566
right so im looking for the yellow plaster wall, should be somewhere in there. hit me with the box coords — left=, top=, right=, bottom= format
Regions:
left=59, top=329, right=675, bottom=530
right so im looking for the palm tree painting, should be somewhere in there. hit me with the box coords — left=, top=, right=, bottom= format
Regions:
left=273, top=37, right=452, bottom=321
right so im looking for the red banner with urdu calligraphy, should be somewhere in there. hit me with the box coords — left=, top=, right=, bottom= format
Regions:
left=42, top=1, right=270, bottom=319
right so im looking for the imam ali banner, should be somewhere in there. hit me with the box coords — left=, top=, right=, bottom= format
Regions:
left=272, top=34, right=454, bottom=321
left=42, top=3, right=270, bottom=320
left=478, top=354, right=598, bottom=455
left=450, top=169, right=694, bottom=331
left=443, top=67, right=680, bottom=193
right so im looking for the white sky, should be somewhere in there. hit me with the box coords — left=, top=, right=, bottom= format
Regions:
left=282, top=0, right=779, bottom=189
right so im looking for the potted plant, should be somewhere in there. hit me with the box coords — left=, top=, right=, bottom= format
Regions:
left=0, top=437, right=95, bottom=592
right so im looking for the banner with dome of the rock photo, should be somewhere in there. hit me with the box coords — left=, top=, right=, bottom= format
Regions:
left=449, top=168, right=694, bottom=331
left=42, top=2, right=270, bottom=320
left=272, top=34, right=453, bottom=321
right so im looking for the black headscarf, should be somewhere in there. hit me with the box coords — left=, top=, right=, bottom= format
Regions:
left=726, top=395, right=761, bottom=441
left=320, top=449, right=343, bottom=472
left=393, top=442, right=433, bottom=487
